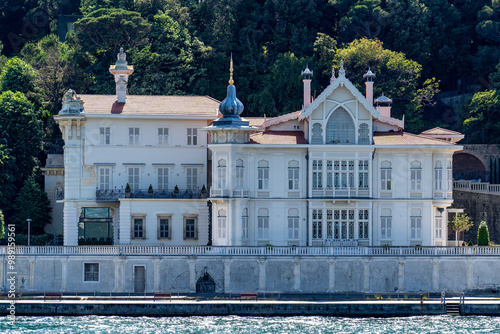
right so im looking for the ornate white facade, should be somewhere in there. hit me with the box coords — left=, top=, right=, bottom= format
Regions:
left=51, top=52, right=462, bottom=247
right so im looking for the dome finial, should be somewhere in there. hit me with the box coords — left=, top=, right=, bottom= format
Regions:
left=339, top=59, right=346, bottom=77
left=229, top=53, right=234, bottom=86
left=330, top=66, right=336, bottom=83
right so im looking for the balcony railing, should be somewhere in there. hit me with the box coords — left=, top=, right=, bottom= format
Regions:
left=3, top=245, right=500, bottom=257
left=96, top=188, right=207, bottom=201
left=453, top=181, right=500, bottom=194
left=210, top=188, right=249, bottom=198
left=311, top=187, right=370, bottom=198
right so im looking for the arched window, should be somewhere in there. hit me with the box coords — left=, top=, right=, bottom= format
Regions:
left=288, top=160, right=300, bottom=190
left=381, top=208, right=392, bottom=239
left=447, top=160, right=452, bottom=191
left=236, top=159, right=244, bottom=188
left=257, top=208, right=269, bottom=240
left=410, top=161, right=422, bottom=191
left=326, top=108, right=355, bottom=144
left=358, top=123, right=369, bottom=144
left=311, top=123, right=323, bottom=144
left=410, top=208, right=422, bottom=239
left=241, top=208, right=248, bottom=240
left=288, top=209, right=299, bottom=240
left=434, top=161, right=443, bottom=190
left=217, top=159, right=227, bottom=189
left=380, top=161, right=392, bottom=191
left=217, top=209, right=227, bottom=239
left=258, top=160, right=269, bottom=190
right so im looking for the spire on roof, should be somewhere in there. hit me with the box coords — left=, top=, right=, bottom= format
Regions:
left=338, top=59, right=345, bottom=77
left=229, top=53, right=234, bottom=86
left=330, top=67, right=336, bottom=83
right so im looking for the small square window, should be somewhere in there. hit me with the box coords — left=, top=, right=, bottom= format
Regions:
left=132, top=216, right=145, bottom=239
left=84, top=263, right=99, bottom=282
left=184, top=216, right=198, bottom=240
left=158, top=216, right=171, bottom=239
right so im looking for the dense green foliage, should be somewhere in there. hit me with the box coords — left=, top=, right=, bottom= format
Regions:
left=0, top=209, right=5, bottom=239
left=11, top=177, right=52, bottom=235
left=477, top=221, right=490, bottom=246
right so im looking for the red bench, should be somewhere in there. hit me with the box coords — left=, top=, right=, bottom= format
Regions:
left=44, top=292, right=62, bottom=300
left=154, top=293, right=172, bottom=301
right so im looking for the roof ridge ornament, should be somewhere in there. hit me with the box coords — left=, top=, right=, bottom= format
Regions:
left=229, top=53, right=234, bottom=86
left=330, top=67, right=336, bottom=83
left=338, top=59, right=346, bottom=77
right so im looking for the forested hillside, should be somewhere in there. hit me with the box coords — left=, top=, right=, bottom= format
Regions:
left=0, top=0, right=499, bottom=229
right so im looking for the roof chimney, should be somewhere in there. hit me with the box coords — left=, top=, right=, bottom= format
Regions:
left=363, top=67, right=375, bottom=105
left=375, top=93, right=392, bottom=118
left=109, top=47, right=134, bottom=103
left=301, top=65, right=313, bottom=108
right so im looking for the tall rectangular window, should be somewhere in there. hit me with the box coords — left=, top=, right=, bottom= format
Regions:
left=447, top=163, right=453, bottom=191
left=128, top=167, right=140, bottom=191
left=411, top=209, right=422, bottom=239
left=312, top=209, right=322, bottom=239
left=236, top=159, right=244, bottom=188
left=410, top=162, right=422, bottom=191
left=158, top=128, right=169, bottom=145
left=312, top=160, right=322, bottom=189
left=381, top=209, right=392, bottom=239
left=186, top=167, right=198, bottom=190
left=217, top=159, right=227, bottom=189
left=157, top=167, right=169, bottom=190
left=187, top=128, right=198, bottom=145
left=434, top=161, right=443, bottom=190
left=241, top=208, right=249, bottom=240
left=358, top=160, right=369, bottom=188
left=99, top=127, right=110, bottom=145
left=333, top=160, right=355, bottom=189
left=98, top=167, right=111, bottom=190
left=288, top=161, right=299, bottom=190
left=258, top=161, right=269, bottom=190
left=128, top=127, right=140, bottom=145
left=84, top=263, right=99, bottom=282
left=257, top=209, right=269, bottom=240
left=132, top=217, right=144, bottom=239
left=435, top=217, right=443, bottom=239
left=358, top=209, right=369, bottom=239
left=326, top=160, right=333, bottom=188
left=217, top=209, right=227, bottom=239
left=158, top=216, right=171, bottom=239
left=287, top=209, right=300, bottom=240
left=184, top=216, right=197, bottom=239
left=380, top=162, right=392, bottom=191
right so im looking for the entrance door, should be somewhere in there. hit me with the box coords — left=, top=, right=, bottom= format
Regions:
left=134, top=266, right=146, bottom=292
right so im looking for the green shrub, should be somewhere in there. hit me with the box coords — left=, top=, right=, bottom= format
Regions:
left=467, top=240, right=473, bottom=247
left=477, top=221, right=490, bottom=246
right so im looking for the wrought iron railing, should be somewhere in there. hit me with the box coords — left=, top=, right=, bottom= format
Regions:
left=96, top=188, right=208, bottom=200
left=3, top=246, right=500, bottom=256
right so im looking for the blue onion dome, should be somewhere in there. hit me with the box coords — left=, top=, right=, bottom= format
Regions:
left=219, top=55, right=244, bottom=117
left=374, top=93, right=392, bottom=105
left=219, top=85, right=244, bottom=117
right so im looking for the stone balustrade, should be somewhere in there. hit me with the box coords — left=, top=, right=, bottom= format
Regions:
left=453, top=180, right=500, bottom=194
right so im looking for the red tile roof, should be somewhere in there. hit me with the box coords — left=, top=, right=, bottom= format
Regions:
left=373, top=131, right=456, bottom=146
left=248, top=131, right=307, bottom=145
left=79, top=95, right=220, bottom=117
left=420, top=127, right=463, bottom=136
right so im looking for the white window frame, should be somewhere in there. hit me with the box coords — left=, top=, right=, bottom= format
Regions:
left=128, top=167, right=140, bottom=191
left=217, top=209, right=227, bottom=240
left=257, top=209, right=269, bottom=240
left=236, top=159, right=244, bottom=188
left=84, top=263, right=99, bottom=282
left=186, top=167, right=199, bottom=190
left=258, top=160, right=269, bottom=190
left=287, top=209, right=300, bottom=240
left=288, top=160, right=300, bottom=190
left=434, top=161, right=443, bottom=190
left=158, top=128, right=169, bottom=145
left=241, top=208, right=249, bottom=240
left=312, top=160, right=322, bottom=189
left=217, top=159, right=227, bottom=189
left=381, top=209, right=392, bottom=240
left=98, top=166, right=111, bottom=190
left=380, top=161, right=392, bottom=191
left=358, top=160, right=369, bottom=189
left=410, top=209, right=422, bottom=239
left=358, top=209, right=369, bottom=239
left=410, top=161, right=422, bottom=191
left=157, top=167, right=169, bottom=191
left=187, top=128, right=198, bottom=145
left=435, top=216, right=443, bottom=240
left=128, top=127, right=140, bottom=146
left=312, top=209, right=323, bottom=240
left=99, top=127, right=111, bottom=145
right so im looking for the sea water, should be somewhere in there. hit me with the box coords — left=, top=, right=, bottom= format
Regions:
left=1, top=315, right=500, bottom=333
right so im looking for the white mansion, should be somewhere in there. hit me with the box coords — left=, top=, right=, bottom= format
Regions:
left=46, top=50, right=463, bottom=248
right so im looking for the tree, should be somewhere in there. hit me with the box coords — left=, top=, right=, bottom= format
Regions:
left=449, top=213, right=473, bottom=246
left=331, top=38, right=436, bottom=132
left=338, top=0, right=389, bottom=42
left=463, top=90, right=500, bottom=143
left=0, top=91, right=43, bottom=190
left=11, top=178, right=51, bottom=235
left=0, top=58, right=38, bottom=95
left=477, top=221, right=490, bottom=246
left=0, top=144, right=15, bottom=213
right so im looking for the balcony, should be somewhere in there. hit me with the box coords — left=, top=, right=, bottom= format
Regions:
left=454, top=180, right=500, bottom=194
left=311, top=187, right=370, bottom=198
left=96, top=188, right=208, bottom=201
left=210, top=188, right=249, bottom=198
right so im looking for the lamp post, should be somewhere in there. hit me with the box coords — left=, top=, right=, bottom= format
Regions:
left=26, top=219, right=32, bottom=246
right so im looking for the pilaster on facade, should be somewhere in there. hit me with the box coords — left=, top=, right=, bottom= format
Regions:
left=118, top=201, right=132, bottom=245
left=63, top=202, right=78, bottom=246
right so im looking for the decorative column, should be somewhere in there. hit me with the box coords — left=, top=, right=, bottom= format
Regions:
left=63, top=203, right=78, bottom=246
left=224, top=259, right=231, bottom=293
left=363, top=259, right=370, bottom=292
left=328, top=259, right=335, bottom=292
left=258, top=259, right=266, bottom=292
left=154, top=259, right=160, bottom=292
left=189, top=259, right=196, bottom=293
left=115, top=259, right=124, bottom=292
left=433, top=259, right=439, bottom=291
left=293, top=259, right=301, bottom=292
left=61, top=259, right=67, bottom=292
left=398, top=260, right=405, bottom=292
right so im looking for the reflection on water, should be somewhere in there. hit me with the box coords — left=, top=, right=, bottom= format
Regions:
left=1, top=315, right=499, bottom=334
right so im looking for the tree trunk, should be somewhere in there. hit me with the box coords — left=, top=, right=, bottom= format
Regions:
left=456, top=230, right=459, bottom=247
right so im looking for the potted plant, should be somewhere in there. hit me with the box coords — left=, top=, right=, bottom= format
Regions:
left=174, top=185, right=179, bottom=197
left=148, top=184, right=154, bottom=198
left=201, top=184, right=207, bottom=198
left=125, top=183, right=131, bottom=198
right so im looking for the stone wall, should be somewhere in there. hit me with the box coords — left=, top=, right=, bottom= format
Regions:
left=453, top=190, right=500, bottom=244
left=453, top=144, right=500, bottom=182
left=3, top=255, right=500, bottom=294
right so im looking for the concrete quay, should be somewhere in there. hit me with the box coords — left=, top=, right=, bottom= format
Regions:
left=1, top=296, right=499, bottom=317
